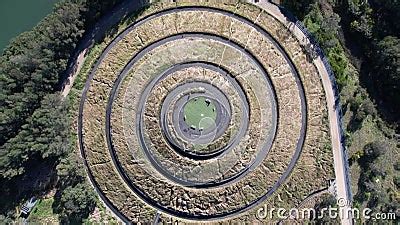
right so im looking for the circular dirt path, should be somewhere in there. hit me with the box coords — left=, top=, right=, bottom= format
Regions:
left=77, top=2, right=335, bottom=223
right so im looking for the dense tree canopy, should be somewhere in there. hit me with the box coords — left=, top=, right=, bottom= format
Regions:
left=54, top=183, right=97, bottom=222
left=345, top=0, right=400, bottom=115
left=0, top=0, right=125, bottom=180
left=0, top=1, right=86, bottom=146
left=0, top=0, right=126, bottom=221
left=369, top=0, right=400, bottom=37
left=0, top=94, right=69, bottom=178
left=0, top=0, right=125, bottom=153
left=281, top=0, right=316, bottom=20
left=373, top=36, right=400, bottom=107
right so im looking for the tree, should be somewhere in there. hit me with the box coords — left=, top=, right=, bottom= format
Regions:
left=0, top=0, right=130, bottom=221
left=54, top=183, right=97, bottom=223
left=54, top=152, right=98, bottom=223
left=373, top=36, right=400, bottom=110
left=363, top=141, right=389, bottom=161
left=348, top=95, right=377, bottom=131
left=56, top=153, right=86, bottom=188
left=0, top=0, right=85, bottom=146
left=369, top=0, right=400, bottom=37
left=348, top=0, right=374, bottom=39
left=0, top=94, right=69, bottom=179
left=303, top=2, right=350, bottom=89
left=281, top=0, right=316, bottom=20
left=84, top=0, right=124, bottom=25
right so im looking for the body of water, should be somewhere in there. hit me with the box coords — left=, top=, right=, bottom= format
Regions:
left=0, top=0, right=59, bottom=53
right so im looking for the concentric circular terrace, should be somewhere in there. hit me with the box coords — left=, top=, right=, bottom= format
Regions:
left=79, top=1, right=335, bottom=223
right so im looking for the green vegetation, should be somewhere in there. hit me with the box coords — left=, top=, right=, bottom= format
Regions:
left=53, top=183, right=97, bottom=223
left=0, top=1, right=85, bottom=149
left=0, top=0, right=397, bottom=222
left=282, top=0, right=399, bottom=222
left=28, top=198, right=58, bottom=223
left=0, top=0, right=126, bottom=222
left=301, top=1, right=350, bottom=89
left=184, top=97, right=217, bottom=130
left=342, top=0, right=400, bottom=118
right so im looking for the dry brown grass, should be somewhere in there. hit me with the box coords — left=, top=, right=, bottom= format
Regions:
left=79, top=1, right=334, bottom=222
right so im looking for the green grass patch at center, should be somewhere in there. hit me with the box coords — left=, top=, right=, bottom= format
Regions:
left=183, top=97, right=217, bottom=130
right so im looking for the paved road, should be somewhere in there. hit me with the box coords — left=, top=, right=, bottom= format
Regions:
left=158, top=62, right=246, bottom=160
left=61, top=0, right=151, bottom=97
left=106, top=35, right=273, bottom=188
left=79, top=5, right=309, bottom=223
left=246, top=1, right=353, bottom=224
left=101, top=7, right=306, bottom=220
left=72, top=0, right=151, bottom=224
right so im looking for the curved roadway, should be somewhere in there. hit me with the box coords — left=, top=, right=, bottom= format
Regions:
left=159, top=63, right=245, bottom=160
left=79, top=5, right=309, bottom=222
left=246, top=1, right=353, bottom=224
